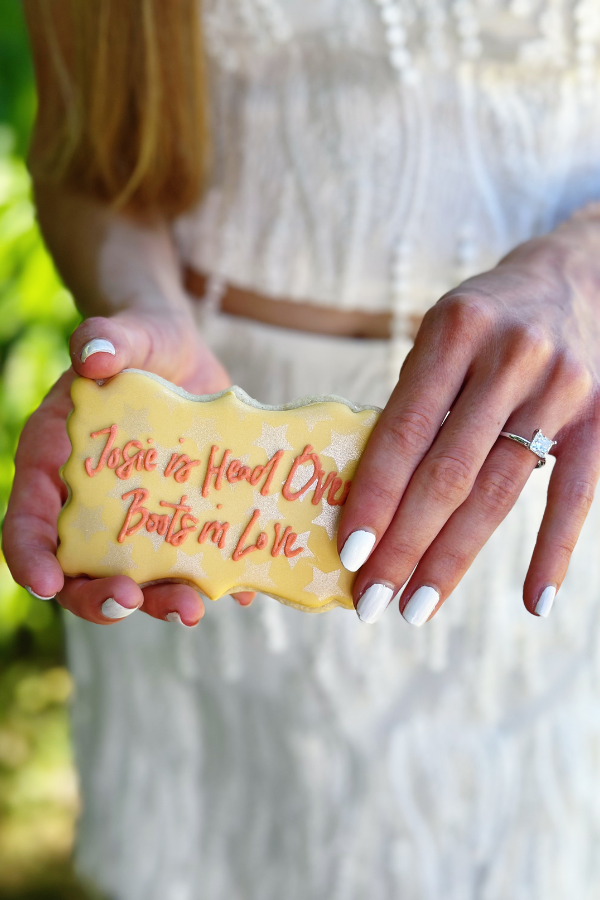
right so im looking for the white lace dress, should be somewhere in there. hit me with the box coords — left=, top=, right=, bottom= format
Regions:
left=66, top=2, right=600, bottom=898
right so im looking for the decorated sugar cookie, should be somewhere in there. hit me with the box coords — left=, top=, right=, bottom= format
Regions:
left=57, top=370, right=380, bottom=612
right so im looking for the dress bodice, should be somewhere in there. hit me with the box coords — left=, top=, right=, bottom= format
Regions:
left=174, top=0, right=600, bottom=326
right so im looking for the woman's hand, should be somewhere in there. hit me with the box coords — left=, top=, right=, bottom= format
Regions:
left=3, top=309, right=255, bottom=627
left=338, top=218, right=600, bottom=625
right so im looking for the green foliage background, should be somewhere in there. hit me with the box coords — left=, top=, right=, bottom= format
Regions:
left=0, top=6, right=91, bottom=898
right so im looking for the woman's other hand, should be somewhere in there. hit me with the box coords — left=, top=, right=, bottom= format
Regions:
left=3, top=309, right=256, bottom=627
left=339, top=214, right=600, bottom=625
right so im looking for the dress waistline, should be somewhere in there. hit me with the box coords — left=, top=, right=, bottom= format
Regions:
left=184, top=267, right=422, bottom=342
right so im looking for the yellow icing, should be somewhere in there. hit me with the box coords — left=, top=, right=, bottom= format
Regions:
left=57, top=370, right=380, bottom=612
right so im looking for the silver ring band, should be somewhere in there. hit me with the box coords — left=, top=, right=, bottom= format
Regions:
left=498, top=429, right=557, bottom=468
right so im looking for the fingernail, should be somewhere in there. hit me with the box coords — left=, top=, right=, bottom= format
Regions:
left=402, top=585, right=440, bottom=627
left=81, top=339, right=116, bottom=363
left=340, top=530, right=377, bottom=572
left=534, top=585, right=556, bottom=617
left=24, top=585, right=56, bottom=601
left=165, top=611, right=197, bottom=628
left=101, top=597, right=138, bottom=619
left=356, top=583, right=393, bottom=624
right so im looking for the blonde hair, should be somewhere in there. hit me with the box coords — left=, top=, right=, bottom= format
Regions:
left=28, top=0, right=208, bottom=218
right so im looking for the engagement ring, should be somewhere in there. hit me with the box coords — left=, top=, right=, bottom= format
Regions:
left=498, top=429, right=556, bottom=468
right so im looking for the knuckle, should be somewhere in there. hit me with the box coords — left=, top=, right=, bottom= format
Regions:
left=384, top=534, right=422, bottom=566
left=436, top=542, right=471, bottom=573
left=551, top=535, right=578, bottom=564
left=553, top=352, right=594, bottom=400
left=477, top=466, right=521, bottom=515
left=502, top=322, right=553, bottom=370
left=510, top=322, right=554, bottom=361
left=384, top=404, right=438, bottom=455
left=364, top=478, right=400, bottom=509
left=437, top=293, right=497, bottom=342
left=425, top=452, right=475, bottom=505
left=559, top=477, right=596, bottom=518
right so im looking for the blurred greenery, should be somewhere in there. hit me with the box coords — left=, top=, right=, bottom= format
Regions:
left=0, top=5, right=91, bottom=898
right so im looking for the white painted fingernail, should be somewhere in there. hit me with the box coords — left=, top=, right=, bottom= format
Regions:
left=166, top=611, right=182, bottom=624
left=81, top=339, right=116, bottom=363
left=356, top=583, right=393, bottom=624
left=166, top=611, right=198, bottom=628
left=24, top=585, right=56, bottom=601
left=101, top=597, right=138, bottom=619
left=340, top=530, right=377, bottom=572
left=402, top=585, right=440, bottom=627
left=535, top=585, right=556, bottom=617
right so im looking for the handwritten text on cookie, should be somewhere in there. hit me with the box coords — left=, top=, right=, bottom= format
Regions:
left=83, top=424, right=351, bottom=561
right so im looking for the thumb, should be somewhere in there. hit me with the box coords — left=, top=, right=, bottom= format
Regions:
left=71, top=311, right=228, bottom=392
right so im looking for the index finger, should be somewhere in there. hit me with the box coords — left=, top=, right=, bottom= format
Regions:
left=3, top=370, right=75, bottom=598
left=338, top=298, right=480, bottom=570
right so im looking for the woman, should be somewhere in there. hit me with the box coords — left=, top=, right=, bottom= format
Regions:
left=5, top=1, right=600, bottom=897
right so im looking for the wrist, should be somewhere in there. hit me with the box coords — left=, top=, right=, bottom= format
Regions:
left=496, top=217, right=600, bottom=307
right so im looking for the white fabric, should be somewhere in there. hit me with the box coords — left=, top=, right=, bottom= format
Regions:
left=175, top=0, right=600, bottom=323
left=67, top=2, right=600, bottom=898
left=68, top=308, right=600, bottom=900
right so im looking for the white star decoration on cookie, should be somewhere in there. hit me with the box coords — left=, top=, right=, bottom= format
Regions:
left=79, top=441, right=98, bottom=466
left=286, top=531, right=313, bottom=568
left=153, top=388, right=184, bottom=413
left=152, top=442, right=178, bottom=475
left=169, top=549, right=207, bottom=580
left=244, top=490, right=284, bottom=524
left=292, top=406, right=333, bottom=432
left=100, top=542, right=138, bottom=570
left=253, top=423, right=294, bottom=457
left=311, top=503, right=342, bottom=540
left=70, top=505, right=108, bottom=543
left=107, top=476, right=143, bottom=501
left=321, top=430, right=362, bottom=472
left=233, top=401, right=253, bottom=422
left=287, top=461, right=315, bottom=502
left=144, top=529, right=166, bottom=553
left=121, top=404, right=152, bottom=439
left=183, top=417, right=223, bottom=453
left=243, top=559, right=278, bottom=590
left=303, top=567, right=343, bottom=602
left=360, top=411, right=378, bottom=429
left=191, top=493, right=220, bottom=513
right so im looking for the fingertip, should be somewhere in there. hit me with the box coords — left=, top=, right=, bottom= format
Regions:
left=165, top=611, right=200, bottom=628
left=58, top=575, right=143, bottom=624
left=12, top=551, right=65, bottom=602
left=71, top=318, right=128, bottom=379
left=175, top=589, right=205, bottom=626
left=141, top=582, right=205, bottom=626
left=81, top=338, right=116, bottom=363
left=24, top=585, right=56, bottom=601
left=400, top=584, right=440, bottom=627
left=105, top=575, right=145, bottom=609
left=339, top=529, right=377, bottom=572
left=101, top=596, right=140, bottom=620
left=232, top=591, right=255, bottom=606
left=526, top=584, right=557, bottom=618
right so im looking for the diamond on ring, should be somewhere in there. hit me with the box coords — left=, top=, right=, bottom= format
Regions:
left=529, top=429, right=556, bottom=460
left=498, top=428, right=557, bottom=468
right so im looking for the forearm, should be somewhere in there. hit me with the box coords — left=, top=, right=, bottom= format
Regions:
left=32, top=181, right=192, bottom=321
